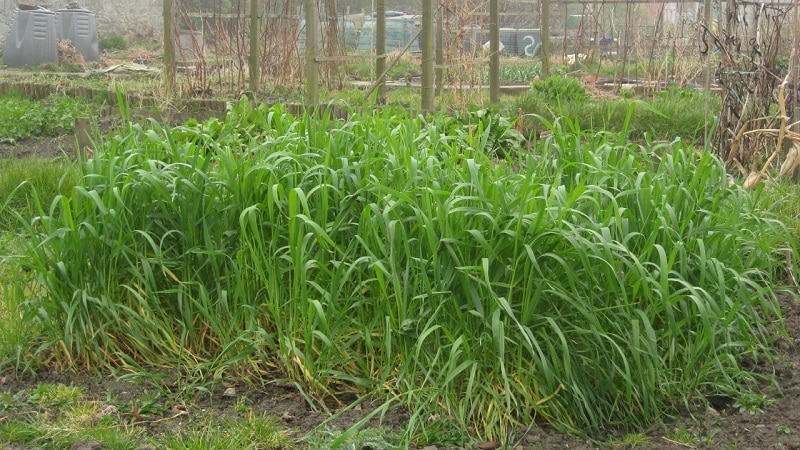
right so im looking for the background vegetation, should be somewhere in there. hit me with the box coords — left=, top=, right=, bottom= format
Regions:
left=0, top=95, right=94, bottom=144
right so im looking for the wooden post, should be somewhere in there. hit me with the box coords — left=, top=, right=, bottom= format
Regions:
left=163, top=0, right=175, bottom=95
left=376, top=0, right=386, bottom=102
left=435, top=5, right=444, bottom=95
left=249, top=0, right=260, bottom=93
left=75, top=117, right=92, bottom=160
left=540, top=0, right=551, bottom=77
left=489, top=0, right=500, bottom=104
left=421, top=0, right=434, bottom=113
left=305, top=0, right=319, bottom=106
left=703, top=0, right=712, bottom=143
left=792, top=0, right=799, bottom=129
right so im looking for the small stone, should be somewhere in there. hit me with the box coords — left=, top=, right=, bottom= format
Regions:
left=222, top=387, right=236, bottom=397
left=70, top=440, right=104, bottom=450
left=707, top=406, right=720, bottom=417
left=99, top=404, right=118, bottom=416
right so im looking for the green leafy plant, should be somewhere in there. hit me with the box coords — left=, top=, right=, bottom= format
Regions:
left=529, top=75, right=590, bottom=102
left=0, top=94, right=94, bottom=143
left=438, top=107, right=525, bottom=158
left=0, top=390, right=23, bottom=412
left=733, top=393, right=778, bottom=415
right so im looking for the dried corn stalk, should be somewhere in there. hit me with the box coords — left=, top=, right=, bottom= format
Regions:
left=779, top=142, right=800, bottom=180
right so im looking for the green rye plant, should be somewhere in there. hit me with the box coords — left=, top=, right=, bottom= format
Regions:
left=4, top=99, right=788, bottom=444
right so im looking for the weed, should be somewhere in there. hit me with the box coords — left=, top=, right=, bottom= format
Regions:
left=733, top=393, right=778, bottom=415
left=28, top=384, right=82, bottom=409
left=609, top=431, right=650, bottom=447
left=161, top=414, right=291, bottom=450
left=305, top=426, right=402, bottom=450
left=0, top=390, right=22, bottom=412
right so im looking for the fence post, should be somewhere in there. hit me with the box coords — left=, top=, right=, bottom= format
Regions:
left=249, top=0, right=260, bottom=93
left=305, top=0, right=319, bottom=106
left=489, top=0, right=499, bottom=104
left=163, top=0, right=175, bottom=95
left=376, top=0, right=386, bottom=102
left=421, top=0, right=434, bottom=113
left=791, top=0, right=799, bottom=129
left=540, top=0, right=550, bottom=77
left=435, top=5, right=444, bottom=95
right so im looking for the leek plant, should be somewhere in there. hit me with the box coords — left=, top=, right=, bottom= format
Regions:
left=7, top=99, right=788, bottom=442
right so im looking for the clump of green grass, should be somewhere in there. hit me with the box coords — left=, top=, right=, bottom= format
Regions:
left=515, top=78, right=719, bottom=143
left=0, top=158, right=78, bottom=232
left=0, top=379, right=291, bottom=449
left=304, top=426, right=401, bottom=450
left=99, top=35, right=129, bottom=52
left=7, top=100, right=789, bottom=444
left=161, top=415, right=291, bottom=449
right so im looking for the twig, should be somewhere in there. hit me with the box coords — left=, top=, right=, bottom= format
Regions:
left=131, top=410, right=188, bottom=427
left=787, top=248, right=799, bottom=287
left=661, top=436, right=696, bottom=448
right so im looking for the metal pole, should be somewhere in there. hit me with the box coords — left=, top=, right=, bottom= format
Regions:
left=249, top=0, right=260, bottom=93
left=163, top=0, right=175, bottom=95
left=376, top=0, right=386, bottom=102
left=305, top=0, right=319, bottom=106
left=540, top=0, right=551, bottom=77
left=421, top=0, right=434, bottom=113
left=489, top=0, right=500, bottom=103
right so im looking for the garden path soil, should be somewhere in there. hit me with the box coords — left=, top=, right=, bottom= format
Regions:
left=1, top=134, right=800, bottom=449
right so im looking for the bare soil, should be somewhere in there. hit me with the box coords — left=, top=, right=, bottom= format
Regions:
left=1, top=133, right=800, bottom=449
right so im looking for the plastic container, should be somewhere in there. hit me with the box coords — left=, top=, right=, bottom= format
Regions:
left=56, top=8, right=100, bottom=62
left=3, top=8, right=59, bottom=67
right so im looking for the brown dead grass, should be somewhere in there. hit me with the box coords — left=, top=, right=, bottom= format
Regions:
left=57, top=40, right=86, bottom=67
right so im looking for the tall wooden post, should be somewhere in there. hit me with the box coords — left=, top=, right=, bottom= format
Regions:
left=305, top=0, right=319, bottom=106
left=435, top=5, right=444, bottom=95
left=702, top=0, right=712, bottom=143
left=376, top=0, right=386, bottom=102
left=249, top=0, right=260, bottom=93
left=793, top=0, right=799, bottom=129
left=489, top=0, right=500, bottom=103
left=163, top=0, right=175, bottom=94
left=421, top=0, right=434, bottom=112
left=540, top=0, right=551, bottom=77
